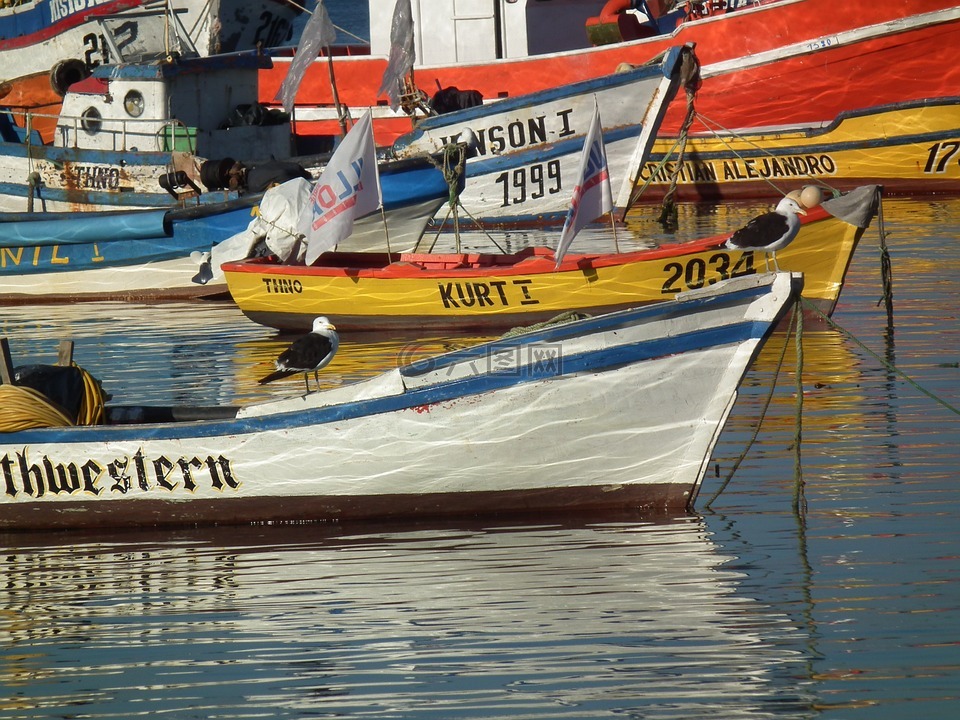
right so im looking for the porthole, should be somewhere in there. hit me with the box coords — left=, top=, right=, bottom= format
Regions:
left=80, top=107, right=102, bottom=134
left=124, top=90, right=145, bottom=117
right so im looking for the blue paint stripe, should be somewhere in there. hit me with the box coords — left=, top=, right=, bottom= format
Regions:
left=403, top=281, right=771, bottom=376
left=6, top=301, right=770, bottom=445
left=399, top=48, right=679, bottom=135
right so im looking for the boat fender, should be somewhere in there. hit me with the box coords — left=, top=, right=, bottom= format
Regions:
left=49, top=59, right=90, bottom=97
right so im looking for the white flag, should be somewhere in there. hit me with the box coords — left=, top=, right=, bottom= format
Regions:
left=275, top=0, right=337, bottom=113
left=555, top=104, right=613, bottom=268
left=301, top=110, right=382, bottom=265
left=377, top=0, right=416, bottom=111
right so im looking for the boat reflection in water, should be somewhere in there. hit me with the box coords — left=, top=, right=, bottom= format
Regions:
left=0, top=518, right=815, bottom=718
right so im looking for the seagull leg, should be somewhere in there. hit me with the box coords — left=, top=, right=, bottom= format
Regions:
left=772, top=252, right=781, bottom=272
left=314, top=369, right=320, bottom=392
left=303, top=373, right=310, bottom=394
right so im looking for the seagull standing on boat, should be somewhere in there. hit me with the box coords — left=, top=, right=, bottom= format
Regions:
left=725, top=196, right=808, bottom=271
left=259, top=316, right=339, bottom=393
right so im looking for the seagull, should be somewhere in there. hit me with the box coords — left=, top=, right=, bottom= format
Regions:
left=725, top=196, right=808, bottom=271
left=258, top=316, right=339, bottom=393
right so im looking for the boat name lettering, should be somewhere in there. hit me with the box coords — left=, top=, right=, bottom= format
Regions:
left=70, top=165, right=122, bottom=190
left=1, top=244, right=104, bottom=270
left=261, top=277, right=303, bottom=294
left=924, top=141, right=960, bottom=174
left=495, top=160, right=563, bottom=207
left=438, top=279, right=540, bottom=309
left=49, top=0, right=112, bottom=25
left=640, top=154, right=837, bottom=185
left=661, top=253, right=756, bottom=295
left=2, top=448, right=239, bottom=499
left=438, top=109, right=575, bottom=157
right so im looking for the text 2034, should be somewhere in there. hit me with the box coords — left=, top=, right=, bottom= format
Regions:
left=661, top=252, right=756, bottom=294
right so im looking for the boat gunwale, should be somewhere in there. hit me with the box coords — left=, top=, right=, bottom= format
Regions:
left=221, top=206, right=834, bottom=280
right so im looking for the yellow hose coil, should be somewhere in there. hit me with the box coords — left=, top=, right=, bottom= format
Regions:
left=0, top=365, right=105, bottom=432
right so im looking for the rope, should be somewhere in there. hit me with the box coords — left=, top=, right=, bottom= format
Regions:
left=500, top=311, right=592, bottom=338
left=703, top=302, right=798, bottom=509
left=656, top=49, right=701, bottom=231
left=692, top=111, right=843, bottom=199
left=0, top=365, right=106, bottom=432
left=803, top=298, right=960, bottom=416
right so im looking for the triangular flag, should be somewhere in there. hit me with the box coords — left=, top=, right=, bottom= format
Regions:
left=555, top=104, right=613, bottom=269
left=377, top=0, right=416, bottom=111
left=275, top=0, right=337, bottom=113
left=301, top=110, right=382, bottom=265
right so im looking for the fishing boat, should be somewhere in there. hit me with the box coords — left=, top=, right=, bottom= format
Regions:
left=635, top=97, right=960, bottom=202
left=387, top=44, right=691, bottom=226
left=0, top=154, right=449, bottom=303
left=0, top=0, right=307, bottom=135
left=221, top=185, right=879, bottom=332
left=264, top=0, right=960, bottom=148
left=0, top=6, right=343, bottom=214
left=0, top=271, right=801, bottom=531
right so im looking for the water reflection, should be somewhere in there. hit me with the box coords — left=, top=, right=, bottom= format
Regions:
left=0, top=518, right=814, bottom=719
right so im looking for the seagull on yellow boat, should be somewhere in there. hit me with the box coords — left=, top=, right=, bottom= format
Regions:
left=259, top=316, right=339, bottom=393
left=725, top=196, right=808, bottom=271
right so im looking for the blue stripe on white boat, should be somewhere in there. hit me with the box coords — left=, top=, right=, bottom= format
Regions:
left=392, top=45, right=683, bottom=153
left=6, top=291, right=772, bottom=444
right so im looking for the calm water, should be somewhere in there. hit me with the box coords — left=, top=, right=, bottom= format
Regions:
left=1, top=196, right=959, bottom=718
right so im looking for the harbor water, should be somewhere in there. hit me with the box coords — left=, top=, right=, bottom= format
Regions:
left=1, top=196, right=959, bottom=718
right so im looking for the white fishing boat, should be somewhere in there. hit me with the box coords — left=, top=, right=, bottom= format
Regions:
left=0, top=271, right=801, bottom=531
left=388, top=44, right=691, bottom=226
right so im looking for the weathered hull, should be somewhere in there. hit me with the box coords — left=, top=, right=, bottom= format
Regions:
left=637, top=98, right=960, bottom=201
left=0, top=272, right=800, bottom=531
left=222, top=187, right=877, bottom=332
left=0, top=192, right=445, bottom=303
left=0, top=0, right=306, bottom=118
left=390, top=49, right=684, bottom=225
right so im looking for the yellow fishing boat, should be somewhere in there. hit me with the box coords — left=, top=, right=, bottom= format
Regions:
left=221, top=186, right=880, bottom=332
left=636, top=98, right=960, bottom=202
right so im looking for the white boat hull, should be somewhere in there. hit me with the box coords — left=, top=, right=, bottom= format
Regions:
left=0, top=272, right=801, bottom=530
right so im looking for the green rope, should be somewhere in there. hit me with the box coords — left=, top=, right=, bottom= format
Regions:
left=500, top=311, right=591, bottom=338
left=803, top=298, right=960, bottom=416
left=792, top=307, right=806, bottom=518
left=703, top=302, right=798, bottom=509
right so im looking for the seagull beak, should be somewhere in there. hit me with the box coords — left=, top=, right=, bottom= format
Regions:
left=797, top=208, right=808, bottom=216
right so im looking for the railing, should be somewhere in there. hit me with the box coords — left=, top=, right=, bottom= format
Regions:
left=3, top=106, right=197, bottom=154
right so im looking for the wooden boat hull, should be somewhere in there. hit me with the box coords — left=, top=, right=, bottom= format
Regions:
left=637, top=98, right=960, bottom=201
left=0, top=0, right=306, bottom=122
left=390, top=48, right=686, bottom=225
left=0, top=272, right=800, bottom=531
left=0, top=190, right=446, bottom=303
left=265, top=1, right=960, bottom=146
left=222, top=186, right=878, bottom=332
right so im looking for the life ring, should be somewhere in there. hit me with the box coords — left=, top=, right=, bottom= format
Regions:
left=49, top=59, right=91, bottom=97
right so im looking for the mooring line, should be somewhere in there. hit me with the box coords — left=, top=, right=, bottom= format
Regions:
left=803, top=298, right=960, bottom=416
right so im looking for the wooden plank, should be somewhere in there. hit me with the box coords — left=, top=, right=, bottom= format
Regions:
left=0, top=337, right=14, bottom=385
left=58, top=339, right=74, bottom=366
